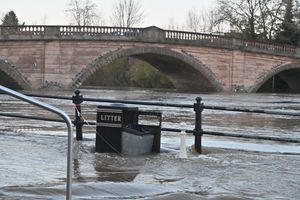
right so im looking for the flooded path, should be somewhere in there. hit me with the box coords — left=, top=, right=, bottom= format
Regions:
left=0, top=88, right=300, bottom=199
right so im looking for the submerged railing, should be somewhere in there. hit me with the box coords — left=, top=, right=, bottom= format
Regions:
left=0, top=86, right=73, bottom=200
left=0, top=25, right=298, bottom=57
left=1, top=90, right=300, bottom=153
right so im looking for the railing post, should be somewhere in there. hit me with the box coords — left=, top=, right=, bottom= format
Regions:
left=295, top=47, right=300, bottom=58
left=193, top=97, right=203, bottom=153
left=72, top=90, right=83, bottom=140
left=140, top=26, right=164, bottom=42
left=44, top=26, right=60, bottom=37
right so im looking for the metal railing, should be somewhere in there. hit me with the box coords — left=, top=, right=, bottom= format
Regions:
left=24, top=91, right=300, bottom=145
left=0, top=86, right=73, bottom=200
left=1, top=89, right=300, bottom=153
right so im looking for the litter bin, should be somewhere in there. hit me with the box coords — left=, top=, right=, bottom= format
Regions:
left=96, top=104, right=138, bottom=153
left=122, top=125, right=154, bottom=156
left=96, top=104, right=162, bottom=155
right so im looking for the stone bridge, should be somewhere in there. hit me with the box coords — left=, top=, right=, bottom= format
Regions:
left=1, top=25, right=300, bottom=92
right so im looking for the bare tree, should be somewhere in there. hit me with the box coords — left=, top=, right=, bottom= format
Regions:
left=167, top=18, right=183, bottom=30
left=216, top=0, right=285, bottom=40
left=65, top=0, right=101, bottom=26
left=207, top=9, right=229, bottom=34
left=257, top=0, right=285, bottom=40
left=111, top=0, right=144, bottom=27
left=186, top=8, right=202, bottom=32
left=186, top=7, right=227, bottom=33
left=216, top=0, right=260, bottom=39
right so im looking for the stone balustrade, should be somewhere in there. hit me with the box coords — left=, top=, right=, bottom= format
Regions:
left=0, top=25, right=298, bottom=57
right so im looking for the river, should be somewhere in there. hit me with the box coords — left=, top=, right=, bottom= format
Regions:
left=0, top=88, right=300, bottom=200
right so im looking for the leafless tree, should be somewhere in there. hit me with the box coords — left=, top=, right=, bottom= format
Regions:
left=186, top=7, right=227, bottom=33
left=216, top=0, right=285, bottom=40
left=167, top=18, right=183, bottom=30
left=186, top=8, right=202, bottom=32
left=257, top=0, right=285, bottom=40
left=65, top=0, right=101, bottom=26
left=207, top=9, right=229, bottom=34
left=110, top=0, right=144, bottom=27
left=216, top=0, right=260, bottom=39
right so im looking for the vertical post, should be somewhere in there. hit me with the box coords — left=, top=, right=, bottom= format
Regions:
left=179, top=130, right=188, bottom=158
left=72, top=90, right=83, bottom=140
left=193, top=97, right=203, bottom=154
left=272, top=75, right=275, bottom=93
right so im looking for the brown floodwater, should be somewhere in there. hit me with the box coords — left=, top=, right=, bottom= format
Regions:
left=0, top=88, right=300, bottom=200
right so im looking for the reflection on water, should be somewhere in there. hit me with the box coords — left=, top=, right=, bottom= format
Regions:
left=0, top=88, right=300, bottom=200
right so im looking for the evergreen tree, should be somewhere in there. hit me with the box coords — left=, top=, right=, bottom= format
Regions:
left=276, top=0, right=299, bottom=45
left=1, top=10, right=19, bottom=25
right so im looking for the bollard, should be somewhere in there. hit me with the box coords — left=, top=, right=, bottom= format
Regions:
left=72, top=90, right=84, bottom=140
left=193, top=97, right=203, bottom=154
left=179, top=129, right=188, bottom=158
left=179, top=122, right=187, bottom=158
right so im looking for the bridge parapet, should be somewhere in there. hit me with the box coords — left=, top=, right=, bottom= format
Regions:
left=0, top=25, right=299, bottom=58
left=164, top=30, right=298, bottom=57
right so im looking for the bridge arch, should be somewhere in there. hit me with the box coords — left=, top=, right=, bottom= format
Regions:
left=250, top=62, right=300, bottom=93
left=72, top=47, right=223, bottom=92
left=0, top=59, right=32, bottom=90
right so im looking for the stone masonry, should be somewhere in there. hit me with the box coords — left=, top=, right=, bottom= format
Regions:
left=0, top=26, right=299, bottom=92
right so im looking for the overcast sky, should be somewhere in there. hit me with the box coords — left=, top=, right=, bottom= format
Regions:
left=1, top=0, right=216, bottom=28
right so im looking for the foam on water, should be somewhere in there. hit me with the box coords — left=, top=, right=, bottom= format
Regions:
left=1, top=89, right=300, bottom=199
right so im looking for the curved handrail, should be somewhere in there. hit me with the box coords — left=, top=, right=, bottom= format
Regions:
left=0, top=85, right=73, bottom=200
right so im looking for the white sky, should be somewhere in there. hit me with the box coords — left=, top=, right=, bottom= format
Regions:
left=1, top=0, right=216, bottom=28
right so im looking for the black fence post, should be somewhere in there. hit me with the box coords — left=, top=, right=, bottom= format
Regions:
left=193, top=97, right=203, bottom=153
left=72, top=90, right=84, bottom=140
